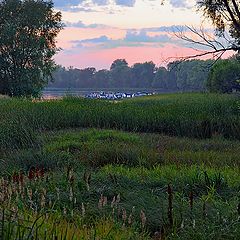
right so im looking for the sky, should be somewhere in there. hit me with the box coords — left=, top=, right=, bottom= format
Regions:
left=53, top=0, right=215, bottom=69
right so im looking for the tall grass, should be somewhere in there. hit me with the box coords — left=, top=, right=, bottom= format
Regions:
left=0, top=93, right=239, bottom=239
left=0, top=93, right=239, bottom=141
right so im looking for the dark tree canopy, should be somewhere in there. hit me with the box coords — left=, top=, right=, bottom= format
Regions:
left=131, top=62, right=156, bottom=88
left=207, top=59, right=240, bottom=93
left=0, top=0, right=63, bottom=97
left=49, top=58, right=216, bottom=92
left=110, top=59, right=128, bottom=70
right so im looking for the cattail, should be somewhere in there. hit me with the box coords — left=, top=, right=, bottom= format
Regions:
left=27, top=187, right=33, bottom=209
left=83, top=171, right=91, bottom=191
left=111, top=196, right=116, bottom=208
left=128, top=206, right=135, bottom=225
left=63, top=207, right=67, bottom=215
left=49, top=198, right=52, bottom=208
left=39, top=167, right=44, bottom=178
left=140, top=210, right=146, bottom=228
left=35, top=167, right=39, bottom=178
left=69, top=187, right=73, bottom=202
left=117, top=207, right=121, bottom=219
left=28, top=167, right=35, bottom=180
left=12, top=172, right=18, bottom=183
left=41, top=193, right=46, bottom=208
left=98, top=194, right=104, bottom=209
left=103, top=196, right=108, bottom=207
left=19, top=171, right=24, bottom=184
left=180, top=219, right=184, bottom=229
left=56, top=187, right=60, bottom=201
left=82, top=203, right=86, bottom=217
left=112, top=207, right=115, bottom=218
left=27, top=188, right=33, bottom=201
left=153, top=231, right=161, bottom=240
left=11, top=206, right=19, bottom=221
left=131, top=206, right=135, bottom=214
left=122, top=208, right=127, bottom=222
left=128, top=213, right=133, bottom=226
left=116, top=194, right=120, bottom=204
left=69, top=175, right=74, bottom=186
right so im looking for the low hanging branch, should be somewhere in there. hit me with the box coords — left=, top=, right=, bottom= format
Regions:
left=162, top=0, right=240, bottom=63
left=171, top=25, right=238, bottom=62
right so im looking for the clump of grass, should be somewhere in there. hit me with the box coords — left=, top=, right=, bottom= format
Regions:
left=0, top=150, right=73, bottom=175
left=0, top=117, right=37, bottom=152
left=44, top=129, right=160, bottom=167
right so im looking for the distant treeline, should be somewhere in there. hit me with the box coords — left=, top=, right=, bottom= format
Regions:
left=49, top=59, right=214, bottom=91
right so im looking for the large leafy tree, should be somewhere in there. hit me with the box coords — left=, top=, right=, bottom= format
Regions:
left=131, top=61, right=156, bottom=88
left=0, top=0, right=63, bottom=97
left=110, top=59, right=132, bottom=88
left=207, top=59, right=240, bottom=93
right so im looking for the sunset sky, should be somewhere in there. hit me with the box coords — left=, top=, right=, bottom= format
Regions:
left=53, top=0, right=215, bottom=69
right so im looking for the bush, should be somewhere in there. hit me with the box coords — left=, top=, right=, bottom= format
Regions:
left=0, top=117, right=37, bottom=151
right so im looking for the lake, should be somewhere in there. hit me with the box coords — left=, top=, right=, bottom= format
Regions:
left=42, top=88, right=177, bottom=99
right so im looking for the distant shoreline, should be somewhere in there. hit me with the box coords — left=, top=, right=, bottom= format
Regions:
left=42, top=87, right=188, bottom=98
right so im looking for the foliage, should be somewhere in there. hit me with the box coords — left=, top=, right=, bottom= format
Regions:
left=49, top=59, right=213, bottom=92
left=197, top=0, right=240, bottom=51
left=0, top=128, right=240, bottom=239
left=0, top=0, right=63, bottom=97
left=0, top=93, right=240, bottom=239
left=109, top=59, right=132, bottom=88
left=131, top=61, right=156, bottom=88
left=0, top=93, right=239, bottom=140
left=0, top=117, right=36, bottom=151
left=207, top=59, right=240, bottom=93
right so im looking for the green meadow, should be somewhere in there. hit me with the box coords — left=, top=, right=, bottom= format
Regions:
left=0, top=93, right=240, bottom=239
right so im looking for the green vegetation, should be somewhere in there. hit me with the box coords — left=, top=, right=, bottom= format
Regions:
left=207, top=59, right=240, bottom=93
left=0, top=93, right=239, bottom=142
left=50, top=59, right=212, bottom=92
left=0, top=0, right=63, bottom=97
left=0, top=93, right=240, bottom=239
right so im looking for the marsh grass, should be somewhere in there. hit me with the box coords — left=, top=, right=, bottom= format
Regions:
left=0, top=93, right=239, bottom=140
left=0, top=93, right=240, bottom=239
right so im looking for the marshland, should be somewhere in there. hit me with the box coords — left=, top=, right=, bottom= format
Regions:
left=0, top=93, right=240, bottom=239
left=1, top=0, right=240, bottom=239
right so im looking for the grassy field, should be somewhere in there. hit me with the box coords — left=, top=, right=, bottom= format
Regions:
left=0, top=93, right=240, bottom=239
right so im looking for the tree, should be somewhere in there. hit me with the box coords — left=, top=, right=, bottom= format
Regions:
left=131, top=61, right=156, bottom=88
left=110, top=59, right=128, bottom=71
left=207, top=59, right=240, bottom=93
left=152, top=67, right=169, bottom=89
left=109, top=59, right=132, bottom=88
left=196, top=1, right=240, bottom=53
left=93, top=69, right=110, bottom=88
left=197, top=1, right=240, bottom=41
left=0, top=0, right=63, bottom=97
left=75, top=67, right=96, bottom=88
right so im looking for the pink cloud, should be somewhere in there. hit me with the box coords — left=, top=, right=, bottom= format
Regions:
left=55, top=44, right=224, bottom=69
